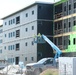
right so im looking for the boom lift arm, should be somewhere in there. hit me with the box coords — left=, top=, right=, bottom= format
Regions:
left=34, top=34, right=62, bottom=60
left=42, top=34, right=62, bottom=59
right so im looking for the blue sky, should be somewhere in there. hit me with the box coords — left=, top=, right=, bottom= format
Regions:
left=0, top=0, right=60, bottom=24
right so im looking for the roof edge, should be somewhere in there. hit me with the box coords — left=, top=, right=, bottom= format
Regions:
left=54, top=0, right=68, bottom=6
left=1, top=1, right=53, bottom=20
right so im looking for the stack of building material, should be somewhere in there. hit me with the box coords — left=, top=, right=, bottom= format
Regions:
left=0, top=65, right=26, bottom=75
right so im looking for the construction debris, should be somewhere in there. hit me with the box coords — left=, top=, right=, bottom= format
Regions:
left=0, top=65, right=26, bottom=75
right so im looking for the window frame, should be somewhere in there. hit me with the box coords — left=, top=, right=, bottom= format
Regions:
left=16, top=43, right=20, bottom=51
left=16, top=16, right=20, bottom=24
left=16, top=30, right=20, bottom=37
left=32, top=10, right=34, bottom=15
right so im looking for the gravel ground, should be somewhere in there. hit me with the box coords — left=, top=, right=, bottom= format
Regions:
left=40, top=68, right=58, bottom=75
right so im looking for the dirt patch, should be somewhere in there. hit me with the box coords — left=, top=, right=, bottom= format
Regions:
left=40, top=68, right=58, bottom=75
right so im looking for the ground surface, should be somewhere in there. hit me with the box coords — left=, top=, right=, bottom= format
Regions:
left=40, top=68, right=58, bottom=75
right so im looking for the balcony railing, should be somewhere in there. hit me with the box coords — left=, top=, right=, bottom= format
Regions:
left=55, top=12, right=63, bottom=19
left=54, top=27, right=75, bottom=35
left=54, top=29, right=63, bottom=35
left=57, top=45, right=64, bottom=50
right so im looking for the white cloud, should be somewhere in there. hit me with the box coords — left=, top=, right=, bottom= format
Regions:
left=0, top=0, right=60, bottom=24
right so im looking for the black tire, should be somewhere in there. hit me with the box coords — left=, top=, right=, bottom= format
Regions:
left=39, top=68, right=42, bottom=73
left=34, top=68, right=42, bottom=75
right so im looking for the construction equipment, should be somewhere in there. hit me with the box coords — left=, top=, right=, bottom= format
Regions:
left=34, top=33, right=62, bottom=61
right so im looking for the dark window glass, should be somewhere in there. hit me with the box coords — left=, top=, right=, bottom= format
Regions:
left=13, top=32, right=15, bottom=36
left=69, top=22, right=71, bottom=27
left=74, top=20, right=75, bottom=25
left=16, top=30, right=20, bottom=37
left=45, top=59, right=53, bottom=64
left=25, top=42, right=27, bottom=46
left=32, top=10, right=34, bottom=15
left=69, top=5, right=71, bottom=10
left=16, top=43, right=20, bottom=51
left=9, top=21, right=10, bottom=25
left=32, top=41, right=34, bottom=45
left=13, top=19, right=15, bottom=23
left=54, top=38, right=57, bottom=45
left=64, top=40, right=66, bottom=45
left=26, top=13, right=28, bottom=17
left=11, top=45, right=12, bottom=50
left=5, top=34, right=6, bottom=37
left=73, top=38, right=76, bottom=44
left=5, top=22, right=7, bottom=25
left=11, top=20, right=12, bottom=24
left=16, top=16, right=20, bottom=24
left=11, top=32, right=12, bottom=37
left=0, top=29, right=3, bottom=33
left=38, top=6, right=42, bottom=9
left=25, top=28, right=28, bottom=32
left=9, top=33, right=10, bottom=38
left=55, top=22, right=57, bottom=30
left=64, top=23, right=66, bottom=28
left=13, top=45, right=14, bottom=50
left=31, top=57, right=34, bottom=61
left=25, top=57, right=27, bottom=61
left=4, top=46, right=6, bottom=50
left=8, top=46, right=9, bottom=50
left=32, top=26, right=34, bottom=30
left=68, top=40, right=70, bottom=45
left=74, top=3, right=76, bottom=8
left=64, top=6, right=66, bottom=11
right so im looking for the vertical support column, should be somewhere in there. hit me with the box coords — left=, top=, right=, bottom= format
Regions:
left=53, top=0, right=55, bottom=54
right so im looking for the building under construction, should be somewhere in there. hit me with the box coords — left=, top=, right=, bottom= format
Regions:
left=1, top=0, right=76, bottom=65
left=54, top=0, right=76, bottom=56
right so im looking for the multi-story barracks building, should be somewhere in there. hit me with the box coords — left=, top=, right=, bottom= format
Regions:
left=1, top=2, right=54, bottom=65
left=1, top=0, right=76, bottom=65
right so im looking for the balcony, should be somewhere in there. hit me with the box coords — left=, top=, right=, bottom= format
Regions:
left=57, top=45, right=64, bottom=50
left=54, top=29, right=63, bottom=35
left=55, top=12, right=63, bottom=19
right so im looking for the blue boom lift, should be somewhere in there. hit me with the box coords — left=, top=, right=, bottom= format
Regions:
left=34, top=34, right=62, bottom=61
